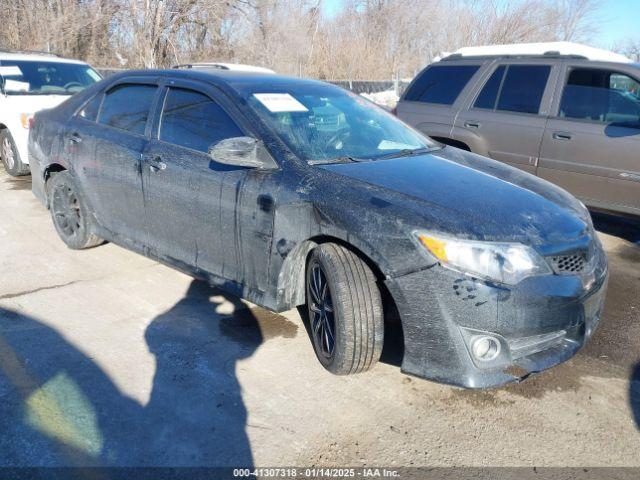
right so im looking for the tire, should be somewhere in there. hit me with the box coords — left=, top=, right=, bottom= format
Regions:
left=47, top=171, right=103, bottom=250
left=0, top=129, right=30, bottom=176
left=306, top=243, right=384, bottom=375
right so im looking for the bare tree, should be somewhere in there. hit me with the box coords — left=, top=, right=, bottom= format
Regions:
left=616, top=39, right=640, bottom=62
left=555, top=0, right=602, bottom=42
left=0, top=0, right=606, bottom=79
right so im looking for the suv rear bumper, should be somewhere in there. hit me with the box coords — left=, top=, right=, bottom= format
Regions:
left=385, top=247, right=608, bottom=389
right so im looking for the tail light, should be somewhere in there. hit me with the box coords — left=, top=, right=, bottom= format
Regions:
left=390, top=106, right=398, bottom=116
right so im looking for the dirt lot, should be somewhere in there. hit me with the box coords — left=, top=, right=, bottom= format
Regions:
left=0, top=168, right=639, bottom=468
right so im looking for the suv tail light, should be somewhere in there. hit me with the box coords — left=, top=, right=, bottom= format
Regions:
left=390, top=106, right=398, bottom=116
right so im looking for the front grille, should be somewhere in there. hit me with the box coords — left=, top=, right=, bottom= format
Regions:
left=548, top=252, right=589, bottom=274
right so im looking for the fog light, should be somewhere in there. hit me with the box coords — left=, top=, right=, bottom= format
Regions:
left=471, top=336, right=500, bottom=361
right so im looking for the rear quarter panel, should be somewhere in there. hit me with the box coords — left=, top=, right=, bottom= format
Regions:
left=397, top=102, right=456, bottom=138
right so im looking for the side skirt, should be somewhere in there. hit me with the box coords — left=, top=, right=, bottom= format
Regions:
left=93, top=225, right=283, bottom=312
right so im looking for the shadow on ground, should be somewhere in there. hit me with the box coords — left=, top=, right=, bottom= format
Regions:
left=632, top=363, right=640, bottom=431
left=0, top=280, right=262, bottom=467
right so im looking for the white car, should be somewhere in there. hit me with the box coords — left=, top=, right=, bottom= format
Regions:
left=0, top=50, right=102, bottom=176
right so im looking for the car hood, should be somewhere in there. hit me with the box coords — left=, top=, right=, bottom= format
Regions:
left=320, top=147, right=591, bottom=252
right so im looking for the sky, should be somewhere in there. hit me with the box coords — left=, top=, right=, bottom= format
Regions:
left=596, top=0, right=637, bottom=48
left=321, top=0, right=638, bottom=49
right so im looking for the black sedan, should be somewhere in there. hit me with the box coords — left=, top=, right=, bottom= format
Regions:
left=28, top=69, right=608, bottom=388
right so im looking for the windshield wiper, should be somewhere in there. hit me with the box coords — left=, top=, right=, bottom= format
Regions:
left=373, top=147, right=433, bottom=161
left=308, top=156, right=364, bottom=165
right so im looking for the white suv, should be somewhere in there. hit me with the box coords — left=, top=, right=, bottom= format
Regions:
left=0, top=50, right=101, bottom=176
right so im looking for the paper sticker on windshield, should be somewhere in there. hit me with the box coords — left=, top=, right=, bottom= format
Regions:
left=378, top=140, right=419, bottom=150
left=0, top=66, right=23, bottom=76
left=4, top=80, right=29, bottom=92
left=253, top=93, right=308, bottom=113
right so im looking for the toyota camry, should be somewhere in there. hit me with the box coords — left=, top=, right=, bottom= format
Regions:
left=28, top=69, right=608, bottom=388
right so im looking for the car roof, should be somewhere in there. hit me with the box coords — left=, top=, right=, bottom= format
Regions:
left=0, top=50, right=88, bottom=65
left=111, top=68, right=335, bottom=94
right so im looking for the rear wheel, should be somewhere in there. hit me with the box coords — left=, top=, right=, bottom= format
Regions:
left=48, top=172, right=103, bottom=249
left=306, top=243, right=384, bottom=375
left=0, top=130, right=30, bottom=176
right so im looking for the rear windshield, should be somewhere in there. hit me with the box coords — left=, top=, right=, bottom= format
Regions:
left=0, top=60, right=101, bottom=95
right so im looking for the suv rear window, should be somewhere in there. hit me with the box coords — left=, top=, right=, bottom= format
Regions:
left=496, top=65, right=550, bottom=114
left=404, top=65, right=480, bottom=105
left=474, top=66, right=506, bottom=109
left=473, top=65, right=550, bottom=114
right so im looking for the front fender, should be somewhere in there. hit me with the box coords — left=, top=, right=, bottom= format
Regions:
left=270, top=201, right=403, bottom=311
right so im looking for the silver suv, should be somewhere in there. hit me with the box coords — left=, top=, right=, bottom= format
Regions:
left=397, top=53, right=640, bottom=216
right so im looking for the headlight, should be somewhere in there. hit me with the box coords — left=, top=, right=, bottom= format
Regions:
left=415, top=231, right=552, bottom=285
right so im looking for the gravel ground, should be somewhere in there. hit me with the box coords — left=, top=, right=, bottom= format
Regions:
left=0, top=168, right=638, bottom=469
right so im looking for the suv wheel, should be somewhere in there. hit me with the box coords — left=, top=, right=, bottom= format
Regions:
left=0, top=130, right=30, bottom=176
left=48, top=172, right=103, bottom=249
left=306, top=243, right=384, bottom=375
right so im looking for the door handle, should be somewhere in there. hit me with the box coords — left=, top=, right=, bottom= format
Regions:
left=68, top=133, right=82, bottom=144
left=552, top=132, right=573, bottom=141
left=147, top=156, right=167, bottom=173
left=465, top=121, right=480, bottom=129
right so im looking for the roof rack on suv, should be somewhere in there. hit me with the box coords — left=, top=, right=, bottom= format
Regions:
left=0, top=48, right=62, bottom=58
left=438, top=42, right=631, bottom=64
left=172, top=63, right=228, bottom=70
left=440, top=52, right=588, bottom=61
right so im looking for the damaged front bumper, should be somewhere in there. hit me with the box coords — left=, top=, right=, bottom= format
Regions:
left=385, top=248, right=608, bottom=389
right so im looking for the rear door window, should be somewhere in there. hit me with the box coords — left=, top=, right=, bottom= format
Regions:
left=159, top=87, right=243, bottom=153
left=473, top=66, right=506, bottom=110
left=78, top=94, right=103, bottom=122
left=98, top=84, right=157, bottom=135
left=404, top=65, right=480, bottom=105
left=559, top=68, right=640, bottom=126
left=496, top=65, right=551, bottom=114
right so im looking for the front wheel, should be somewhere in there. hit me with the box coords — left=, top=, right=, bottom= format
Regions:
left=47, top=171, right=103, bottom=250
left=306, top=243, right=384, bottom=375
left=0, top=130, right=30, bottom=176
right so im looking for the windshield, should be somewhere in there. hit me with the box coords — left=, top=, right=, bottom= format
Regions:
left=246, top=84, right=436, bottom=163
left=0, top=60, right=101, bottom=95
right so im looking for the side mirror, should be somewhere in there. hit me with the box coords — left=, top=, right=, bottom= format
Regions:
left=208, top=137, right=277, bottom=170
